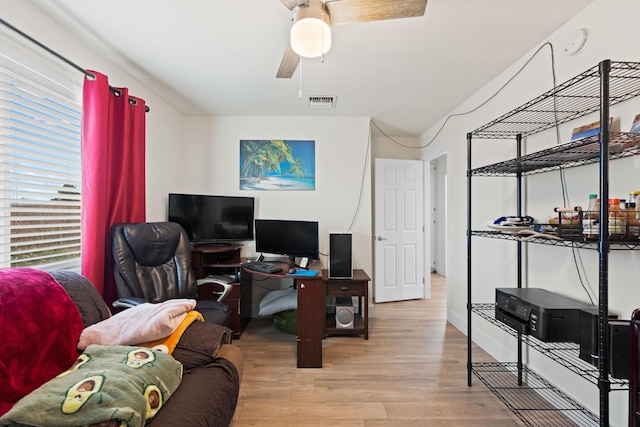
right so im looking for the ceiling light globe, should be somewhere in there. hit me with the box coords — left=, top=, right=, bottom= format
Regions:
left=291, top=17, right=331, bottom=58
left=290, top=1, right=331, bottom=59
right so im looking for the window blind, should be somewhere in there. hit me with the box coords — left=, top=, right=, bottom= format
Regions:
left=0, top=37, right=82, bottom=270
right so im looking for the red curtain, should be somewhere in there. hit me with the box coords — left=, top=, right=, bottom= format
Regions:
left=81, top=70, right=146, bottom=305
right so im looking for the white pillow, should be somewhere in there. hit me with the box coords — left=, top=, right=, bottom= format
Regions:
left=77, top=299, right=197, bottom=350
left=258, top=288, right=297, bottom=316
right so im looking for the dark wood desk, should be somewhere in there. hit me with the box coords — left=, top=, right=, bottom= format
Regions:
left=240, top=265, right=370, bottom=368
left=240, top=263, right=324, bottom=368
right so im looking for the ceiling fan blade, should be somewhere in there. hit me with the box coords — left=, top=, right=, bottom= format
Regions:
left=280, top=0, right=298, bottom=10
left=325, top=0, right=427, bottom=25
left=276, top=44, right=300, bottom=79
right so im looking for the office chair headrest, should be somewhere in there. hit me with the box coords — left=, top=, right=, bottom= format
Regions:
left=120, top=222, right=182, bottom=267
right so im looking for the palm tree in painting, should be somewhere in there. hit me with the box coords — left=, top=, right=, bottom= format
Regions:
left=283, top=157, right=306, bottom=179
left=240, top=140, right=306, bottom=183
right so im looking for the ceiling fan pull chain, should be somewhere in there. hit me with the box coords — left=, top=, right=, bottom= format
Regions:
left=321, top=12, right=325, bottom=63
left=299, top=58, right=303, bottom=99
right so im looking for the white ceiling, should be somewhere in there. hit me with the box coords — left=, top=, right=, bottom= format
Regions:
left=35, top=0, right=595, bottom=136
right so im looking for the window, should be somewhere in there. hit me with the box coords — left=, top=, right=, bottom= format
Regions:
left=0, top=31, right=83, bottom=269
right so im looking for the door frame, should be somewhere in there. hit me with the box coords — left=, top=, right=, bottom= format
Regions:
left=424, top=147, right=448, bottom=300
left=430, top=154, right=447, bottom=276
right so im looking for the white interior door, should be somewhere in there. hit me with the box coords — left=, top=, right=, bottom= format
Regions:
left=374, top=158, right=425, bottom=303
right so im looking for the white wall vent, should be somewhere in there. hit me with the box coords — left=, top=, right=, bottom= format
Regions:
left=309, top=96, right=336, bottom=109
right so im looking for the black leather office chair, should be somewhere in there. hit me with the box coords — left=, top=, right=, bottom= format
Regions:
left=111, top=222, right=232, bottom=326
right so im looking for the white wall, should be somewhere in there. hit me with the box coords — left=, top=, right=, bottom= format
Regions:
left=180, top=115, right=373, bottom=277
left=372, top=135, right=422, bottom=160
left=420, top=0, right=640, bottom=424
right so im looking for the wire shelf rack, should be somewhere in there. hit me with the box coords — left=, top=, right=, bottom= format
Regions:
left=470, top=230, right=640, bottom=250
left=472, top=303, right=629, bottom=389
left=469, top=133, right=640, bottom=176
left=471, top=61, right=640, bottom=139
left=472, top=362, right=599, bottom=426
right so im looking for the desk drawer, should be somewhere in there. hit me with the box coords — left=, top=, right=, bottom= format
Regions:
left=326, top=281, right=365, bottom=297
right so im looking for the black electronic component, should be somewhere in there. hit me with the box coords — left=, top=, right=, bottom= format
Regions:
left=495, top=288, right=596, bottom=343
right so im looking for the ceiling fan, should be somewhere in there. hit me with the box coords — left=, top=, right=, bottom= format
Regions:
left=276, top=0, right=428, bottom=78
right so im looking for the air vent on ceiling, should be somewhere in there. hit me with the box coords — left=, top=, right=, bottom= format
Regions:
left=309, top=96, right=337, bottom=109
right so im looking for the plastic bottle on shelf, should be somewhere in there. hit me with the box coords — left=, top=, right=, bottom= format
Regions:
left=636, top=201, right=640, bottom=240
left=631, top=191, right=640, bottom=219
left=583, top=193, right=600, bottom=240
left=627, top=202, right=639, bottom=239
left=608, top=198, right=627, bottom=240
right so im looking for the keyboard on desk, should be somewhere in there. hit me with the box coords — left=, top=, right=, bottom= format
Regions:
left=243, top=261, right=282, bottom=274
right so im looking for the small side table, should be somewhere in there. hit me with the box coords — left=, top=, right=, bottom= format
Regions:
left=323, top=269, right=370, bottom=339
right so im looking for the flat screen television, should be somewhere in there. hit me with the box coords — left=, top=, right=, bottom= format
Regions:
left=168, top=193, right=255, bottom=244
left=255, top=219, right=319, bottom=260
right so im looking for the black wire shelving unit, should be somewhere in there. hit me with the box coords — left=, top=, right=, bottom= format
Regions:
left=467, top=60, right=640, bottom=427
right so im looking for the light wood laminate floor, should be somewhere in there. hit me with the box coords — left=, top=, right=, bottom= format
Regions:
left=231, top=274, right=522, bottom=426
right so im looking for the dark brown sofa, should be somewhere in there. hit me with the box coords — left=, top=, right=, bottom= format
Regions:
left=0, top=269, right=242, bottom=427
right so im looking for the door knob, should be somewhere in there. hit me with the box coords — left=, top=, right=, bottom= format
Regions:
left=376, top=236, right=387, bottom=241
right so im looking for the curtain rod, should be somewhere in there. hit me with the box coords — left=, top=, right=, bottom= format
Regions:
left=0, top=17, right=150, bottom=112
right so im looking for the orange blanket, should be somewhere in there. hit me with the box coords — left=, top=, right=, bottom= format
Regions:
left=140, top=310, right=204, bottom=353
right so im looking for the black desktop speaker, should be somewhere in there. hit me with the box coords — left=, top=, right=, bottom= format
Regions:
left=609, top=320, right=630, bottom=380
left=329, top=231, right=352, bottom=279
left=578, top=308, right=599, bottom=366
left=579, top=309, right=624, bottom=372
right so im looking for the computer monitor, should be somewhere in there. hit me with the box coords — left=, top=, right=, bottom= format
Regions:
left=254, top=219, right=319, bottom=261
left=168, top=193, right=255, bottom=244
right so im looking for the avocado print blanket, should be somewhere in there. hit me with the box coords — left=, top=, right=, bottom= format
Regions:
left=0, top=345, right=183, bottom=427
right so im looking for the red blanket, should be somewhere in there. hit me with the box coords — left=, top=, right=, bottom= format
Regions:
left=0, top=268, right=84, bottom=416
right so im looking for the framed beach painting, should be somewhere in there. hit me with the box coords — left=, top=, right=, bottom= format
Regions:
left=240, top=139, right=315, bottom=190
